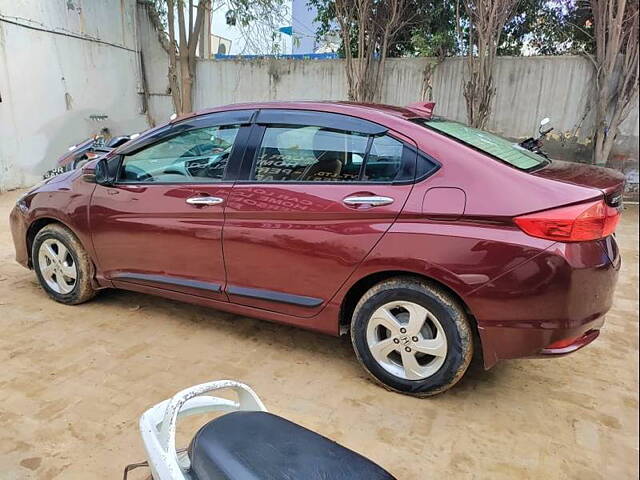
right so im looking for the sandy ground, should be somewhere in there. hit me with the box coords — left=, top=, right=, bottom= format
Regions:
left=0, top=188, right=637, bottom=480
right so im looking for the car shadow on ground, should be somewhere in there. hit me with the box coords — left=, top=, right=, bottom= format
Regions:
left=91, top=287, right=509, bottom=397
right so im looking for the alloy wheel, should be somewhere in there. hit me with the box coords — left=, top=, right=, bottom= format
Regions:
left=38, top=238, right=77, bottom=294
left=365, top=300, right=447, bottom=380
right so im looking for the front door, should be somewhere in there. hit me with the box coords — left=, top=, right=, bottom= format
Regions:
left=223, top=111, right=416, bottom=317
left=89, top=119, right=248, bottom=300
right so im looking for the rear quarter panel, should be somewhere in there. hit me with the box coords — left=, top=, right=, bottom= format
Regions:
left=326, top=121, right=615, bottom=357
left=338, top=118, right=614, bottom=297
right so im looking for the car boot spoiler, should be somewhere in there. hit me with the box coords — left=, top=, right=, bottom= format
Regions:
left=405, top=101, right=436, bottom=119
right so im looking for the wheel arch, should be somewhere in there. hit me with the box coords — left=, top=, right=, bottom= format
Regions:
left=26, top=217, right=76, bottom=268
left=338, top=270, right=478, bottom=335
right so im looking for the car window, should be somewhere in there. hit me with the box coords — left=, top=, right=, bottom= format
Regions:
left=119, top=125, right=240, bottom=183
left=363, top=135, right=404, bottom=182
left=252, top=126, right=369, bottom=182
left=417, top=119, right=546, bottom=170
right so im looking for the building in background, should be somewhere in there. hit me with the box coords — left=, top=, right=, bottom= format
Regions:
left=290, top=0, right=318, bottom=54
left=210, top=34, right=232, bottom=55
left=209, top=0, right=334, bottom=56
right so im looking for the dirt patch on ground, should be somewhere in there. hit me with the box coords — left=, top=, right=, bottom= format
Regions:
left=0, top=189, right=638, bottom=479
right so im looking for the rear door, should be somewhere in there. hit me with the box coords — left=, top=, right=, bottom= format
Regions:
left=222, top=109, right=417, bottom=317
left=89, top=110, right=254, bottom=300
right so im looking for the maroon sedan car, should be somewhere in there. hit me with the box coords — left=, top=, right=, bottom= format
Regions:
left=10, top=102, right=624, bottom=396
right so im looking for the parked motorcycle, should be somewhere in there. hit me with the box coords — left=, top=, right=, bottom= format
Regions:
left=43, top=130, right=133, bottom=179
left=124, top=380, right=396, bottom=480
left=518, top=117, right=554, bottom=159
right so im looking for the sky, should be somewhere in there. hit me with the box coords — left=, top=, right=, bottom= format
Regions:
left=209, top=0, right=320, bottom=55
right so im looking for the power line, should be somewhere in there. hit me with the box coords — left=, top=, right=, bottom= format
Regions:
left=291, top=14, right=316, bottom=38
left=0, top=14, right=138, bottom=53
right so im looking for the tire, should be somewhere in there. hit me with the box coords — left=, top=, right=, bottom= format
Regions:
left=32, top=223, right=96, bottom=305
left=350, top=276, right=473, bottom=397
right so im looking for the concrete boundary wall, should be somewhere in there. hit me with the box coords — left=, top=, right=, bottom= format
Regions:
left=195, top=56, right=639, bottom=166
left=1, top=1, right=637, bottom=191
left=0, top=0, right=149, bottom=191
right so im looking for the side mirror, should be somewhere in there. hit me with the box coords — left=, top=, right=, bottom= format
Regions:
left=83, top=158, right=113, bottom=186
left=539, top=117, right=553, bottom=135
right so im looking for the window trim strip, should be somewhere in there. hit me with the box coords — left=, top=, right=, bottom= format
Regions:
left=115, top=123, right=246, bottom=185
left=255, top=109, right=387, bottom=135
left=118, top=109, right=257, bottom=156
left=241, top=126, right=424, bottom=185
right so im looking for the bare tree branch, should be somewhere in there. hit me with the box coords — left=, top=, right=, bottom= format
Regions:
left=166, top=0, right=182, bottom=114
left=463, top=0, right=520, bottom=129
left=334, top=0, right=410, bottom=102
left=592, top=0, right=639, bottom=165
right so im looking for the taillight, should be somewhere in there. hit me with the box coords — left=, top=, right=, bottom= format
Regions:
left=514, top=199, right=620, bottom=242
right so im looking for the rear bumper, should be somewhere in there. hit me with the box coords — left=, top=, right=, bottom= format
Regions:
left=477, top=317, right=605, bottom=367
left=469, top=236, right=620, bottom=368
left=537, top=329, right=600, bottom=356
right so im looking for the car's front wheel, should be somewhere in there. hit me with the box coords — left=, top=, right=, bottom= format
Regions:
left=32, top=224, right=96, bottom=304
left=350, top=277, right=473, bottom=396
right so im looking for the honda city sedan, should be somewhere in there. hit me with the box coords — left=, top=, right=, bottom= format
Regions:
left=10, top=101, right=624, bottom=396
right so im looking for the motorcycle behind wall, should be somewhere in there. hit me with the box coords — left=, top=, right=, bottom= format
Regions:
left=519, top=117, right=554, bottom=159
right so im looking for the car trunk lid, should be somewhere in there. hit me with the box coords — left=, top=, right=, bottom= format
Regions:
left=531, top=160, right=625, bottom=207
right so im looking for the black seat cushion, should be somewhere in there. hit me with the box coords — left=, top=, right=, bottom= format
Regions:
left=188, top=411, right=395, bottom=480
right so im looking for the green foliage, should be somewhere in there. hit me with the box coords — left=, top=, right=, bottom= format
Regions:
left=309, top=0, right=458, bottom=58
left=307, top=0, right=343, bottom=54
left=410, top=31, right=457, bottom=57
left=499, top=0, right=595, bottom=55
left=309, top=0, right=595, bottom=57
left=223, top=0, right=284, bottom=27
left=149, top=0, right=285, bottom=30
left=403, top=1, right=459, bottom=57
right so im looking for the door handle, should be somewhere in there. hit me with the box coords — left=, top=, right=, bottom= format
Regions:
left=343, top=196, right=394, bottom=207
left=186, top=196, right=224, bottom=206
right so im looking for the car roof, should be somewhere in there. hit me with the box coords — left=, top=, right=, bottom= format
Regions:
left=115, top=101, right=429, bottom=156
left=179, top=101, right=424, bottom=125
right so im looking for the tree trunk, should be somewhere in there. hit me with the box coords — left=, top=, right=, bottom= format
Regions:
left=591, top=0, right=639, bottom=165
left=144, top=0, right=181, bottom=115
left=335, top=0, right=408, bottom=103
left=420, top=59, right=441, bottom=102
left=463, top=0, right=518, bottom=129
left=593, top=87, right=611, bottom=165
left=179, top=56, right=193, bottom=113
left=166, top=0, right=182, bottom=114
left=149, top=0, right=211, bottom=115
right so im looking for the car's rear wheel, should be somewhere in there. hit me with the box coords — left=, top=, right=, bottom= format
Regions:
left=350, top=277, right=473, bottom=396
left=32, top=224, right=96, bottom=304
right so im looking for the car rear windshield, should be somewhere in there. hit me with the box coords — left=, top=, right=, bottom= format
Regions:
left=416, top=119, right=547, bottom=171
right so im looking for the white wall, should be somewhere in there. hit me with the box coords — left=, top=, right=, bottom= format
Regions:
left=136, top=1, right=173, bottom=124
left=0, top=0, right=150, bottom=191
left=194, top=56, right=347, bottom=105
left=2, top=2, right=637, bottom=191
left=194, top=55, right=639, bottom=162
